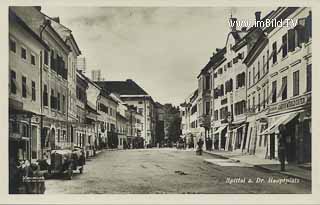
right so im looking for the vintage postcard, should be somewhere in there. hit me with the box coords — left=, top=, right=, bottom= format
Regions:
left=1, top=0, right=320, bottom=204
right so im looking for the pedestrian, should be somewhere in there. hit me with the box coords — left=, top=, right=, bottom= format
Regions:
left=196, top=138, right=204, bottom=155
left=278, top=124, right=287, bottom=171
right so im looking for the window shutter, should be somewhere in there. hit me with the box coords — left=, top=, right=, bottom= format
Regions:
left=305, top=14, right=311, bottom=42
left=288, top=29, right=295, bottom=52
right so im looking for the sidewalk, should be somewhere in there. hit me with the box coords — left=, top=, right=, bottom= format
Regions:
left=204, top=150, right=311, bottom=182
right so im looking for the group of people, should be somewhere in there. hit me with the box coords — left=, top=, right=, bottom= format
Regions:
left=193, top=123, right=290, bottom=171
left=9, top=158, right=45, bottom=194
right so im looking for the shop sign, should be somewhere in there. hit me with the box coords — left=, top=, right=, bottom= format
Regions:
left=268, top=94, right=311, bottom=114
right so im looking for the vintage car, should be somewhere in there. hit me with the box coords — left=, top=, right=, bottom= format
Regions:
left=38, top=148, right=85, bottom=180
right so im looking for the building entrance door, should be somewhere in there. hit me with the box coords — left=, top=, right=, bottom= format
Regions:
left=270, top=134, right=275, bottom=159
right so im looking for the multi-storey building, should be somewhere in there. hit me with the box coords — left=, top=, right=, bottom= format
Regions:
left=81, top=73, right=102, bottom=149
left=9, top=8, right=50, bottom=162
left=210, top=20, right=248, bottom=151
left=12, top=7, right=72, bottom=157
left=154, top=102, right=165, bottom=146
left=255, top=7, right=312, bottom=163
left=180, top=89, right=200, bottom=149
left=125, top=105, right=144, bottom=148
left=98, top=90, right=118, bottom=149
left=109, top=93, right=129, bottom=149
left=75, top=71, right=89, bottom=149
left=96, top=79, right=156, bottom=147
left=49, top=18, right=82, bottom=147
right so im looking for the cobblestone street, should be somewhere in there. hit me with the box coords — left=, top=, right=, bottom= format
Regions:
left=45, top=149, right=311, bottom=194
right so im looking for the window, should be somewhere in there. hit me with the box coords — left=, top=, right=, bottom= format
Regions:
left=293, top=71, right=300, bottom=96
left=22, top=76, right=27, bottom=98
left=220, top=84, right=224, bottom=96
left=282, top=34, right=288, bottom=58
left=272, top=42, right=277, bottom=64
left=31, top=81, right=36, bottom=101
left=44, top=50, right=49, bottom=66
left=57, top=129, right=60, bottom=143
left=259, top=135, right=263, bottom=147
left=31, top=54, right=36, bottom=65
left=214, top=110, right=219, bottom=121
left=236, top=73, right=245, bottom=88
left=262, top=56, right=265, bottom=74
left=138, top=101, right=143, bottom=104
left=219, top=107, right=228, bottom=120
left=248, top=71, right=251, bottom=86
left=138, top=108, right=143, bottom=114
left=10, top=70, right=16, bottom=94
left=252, top=96, right=255, bottom=112
left=253, top=66, right=255, bottom=84
left=51, top=89, right=56, bottom=109
left=307, top=64, right=312, bottom=92
left=9, top=39, right=16, bottom=53
left=191, top=105, right=197, bottom=115
left=205, top=75, right=210, bottom=90
left=225, top=79, right=233, bottom=93
left=233, top=57, right=238, bottom=64
left=272, top=81, right=277, bottom=103
left=281, top=76, right=287, bottom=100
left=21, top=47, right=26, bottom=60
left=258, top=93, right=261, bottom=111
left=263, top=89, right=266, bottom=109
left=205, top=101, right=210, bottom=115
left=57, top=92, right=60, bottom=111
left=288, top=29, right=296, bottom=52
left=257, top=61, right=260, bottom=80
left=267, top=85, right=269, bottom=105
left=267, top=50, right=269, bottom=72
left=235, top=101, right=246, bottom=115
left=62, top=95, right=66, bottom=113
left=43, top=84, right=48, bottom=106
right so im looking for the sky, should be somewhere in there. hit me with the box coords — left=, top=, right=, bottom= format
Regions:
left=42, top=6, right=274, bottom=106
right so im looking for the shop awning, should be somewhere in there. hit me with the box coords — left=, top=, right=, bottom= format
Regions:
left=213, top=125, right=227, bottom=135
left=260, top=112, right=299, bottom=135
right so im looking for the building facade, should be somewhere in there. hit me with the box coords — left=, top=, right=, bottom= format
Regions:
left=9, top=9, right=49, bottom=162
left=96, top=79, right=156, bottom=147
left=259, top=7, right=312, bottom=163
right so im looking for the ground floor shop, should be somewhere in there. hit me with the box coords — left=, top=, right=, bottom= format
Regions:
left=212, top=124, right=227, bottom=150
left=244, top=93, right=311, bottom=164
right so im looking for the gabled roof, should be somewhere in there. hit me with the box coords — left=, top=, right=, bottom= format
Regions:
left=95, top=79, right=149, bottom=96
left=10, top=6, right=71, bottom=54
left=197, top=47, right=226, bottom=78
left=49, top=18, right=82, bottom=55
left=243, top=34, right=268, bottom=67
left=9, top=9, right=49, bottom=50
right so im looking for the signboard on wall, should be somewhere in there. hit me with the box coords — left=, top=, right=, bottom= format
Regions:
left=268, top=93, right=311, bottom=114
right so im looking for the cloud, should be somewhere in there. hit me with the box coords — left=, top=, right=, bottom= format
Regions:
left=42, top=6, right=275, bottom=105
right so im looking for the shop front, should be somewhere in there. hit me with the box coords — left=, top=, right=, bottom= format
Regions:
left=263, top=93, right=311, bottom=163
left=212, top=124, right=227, bottom=150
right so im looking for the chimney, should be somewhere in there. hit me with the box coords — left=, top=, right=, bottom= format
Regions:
left=255, top=11, right=261, bottom=21
left=229, top=17, right=237, bottom=31
left=241, top=27, right=247, bottom=32
left=52, top=17, right=60, bottom=23
left=34, top=6, right=41, bottom=11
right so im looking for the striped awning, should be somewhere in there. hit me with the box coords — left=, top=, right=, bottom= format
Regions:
left=260, top=112, right=299, bottom=135
left=213, top=125, right=227, bottom=135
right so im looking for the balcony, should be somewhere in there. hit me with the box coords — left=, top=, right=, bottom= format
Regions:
left=198, top=114, right=211, bottom=128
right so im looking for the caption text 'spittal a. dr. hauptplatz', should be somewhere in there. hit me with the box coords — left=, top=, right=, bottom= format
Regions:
left=225, top=177, right=301, bottom=185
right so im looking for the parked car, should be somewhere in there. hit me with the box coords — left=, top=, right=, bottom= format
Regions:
left=38, top=148, right=85, bottom=180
